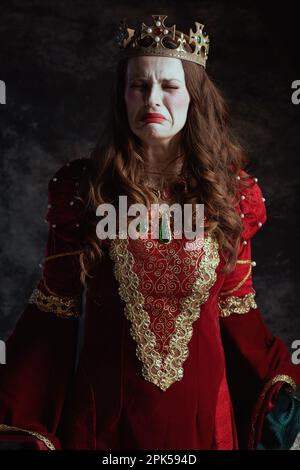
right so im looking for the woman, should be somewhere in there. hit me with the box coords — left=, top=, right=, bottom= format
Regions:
left=0, top=14, right=299, bottom=450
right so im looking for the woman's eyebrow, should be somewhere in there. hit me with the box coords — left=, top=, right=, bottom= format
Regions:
left=129, top=76, right=182, bottom=83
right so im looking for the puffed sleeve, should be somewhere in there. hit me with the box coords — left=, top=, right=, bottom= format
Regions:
left=218, top=171, right=300, bottom=449
left=0, top=158, right=89, bottom=450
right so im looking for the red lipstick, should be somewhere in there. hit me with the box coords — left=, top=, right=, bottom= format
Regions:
left=142, top=113, right=166, bottom=122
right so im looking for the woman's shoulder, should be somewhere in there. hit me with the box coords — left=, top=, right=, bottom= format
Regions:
left=48, top=157, right=91, bottom=188
left=46, top=157, right=92, bottom=227
left=235, top=169, right=267, bottom=241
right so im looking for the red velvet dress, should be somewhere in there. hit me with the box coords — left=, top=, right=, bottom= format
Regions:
left=0, top=158, right=299, bottom=450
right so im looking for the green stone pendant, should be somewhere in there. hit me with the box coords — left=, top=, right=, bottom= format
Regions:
left=159, top=212, right=172, bottom=244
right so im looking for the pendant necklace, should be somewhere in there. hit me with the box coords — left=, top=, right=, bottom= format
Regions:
left=138, top=175, right=188, bottom=244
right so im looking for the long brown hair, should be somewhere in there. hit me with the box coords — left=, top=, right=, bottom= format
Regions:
left=78, top=40, right=254, bottom=287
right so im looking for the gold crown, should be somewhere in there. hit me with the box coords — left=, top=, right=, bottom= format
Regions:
left=115, top=14, right=210, bottom=68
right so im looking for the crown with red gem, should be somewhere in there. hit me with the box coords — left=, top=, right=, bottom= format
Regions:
left=115, top=14, right=210, bottom=68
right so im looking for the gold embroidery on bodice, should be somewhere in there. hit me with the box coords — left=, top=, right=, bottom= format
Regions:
left=109, top=234, right=220, bottom=391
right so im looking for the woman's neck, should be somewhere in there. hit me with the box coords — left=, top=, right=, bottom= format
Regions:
left=143, top=155, right=185, bottom=189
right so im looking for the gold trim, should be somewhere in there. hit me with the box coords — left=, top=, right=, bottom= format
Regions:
left=0, top=424, right=56, bottom=450
left=109, top=233, right=220, bottom=391
left=220, top=260, right=253, bottom=296
left=249, top=374, right=297, bottom=449
left=28, top=287, right=80, bottom=319
left=218, top=291, right=257, bottom=317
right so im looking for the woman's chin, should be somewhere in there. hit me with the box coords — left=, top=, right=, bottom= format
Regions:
left=137, top=126, right=170, bottom=140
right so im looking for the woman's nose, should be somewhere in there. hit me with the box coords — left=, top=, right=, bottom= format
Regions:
left=145, top=84, right=163, bottom=107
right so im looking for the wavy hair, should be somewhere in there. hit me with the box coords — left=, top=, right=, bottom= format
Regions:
left=78, top=33, right=254, bottom=287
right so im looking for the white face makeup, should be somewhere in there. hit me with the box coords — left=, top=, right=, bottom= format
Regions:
left=124, top=56, right=190, bottom=146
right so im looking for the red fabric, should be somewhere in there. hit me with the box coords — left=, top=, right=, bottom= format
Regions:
left=0, top=302, right=74, bottom=450
left=0, top=159, right=299, bottom=451
left=250, top=381, right=284, bottom=449
left=212, top=370, right=238, bottom=450
left=219, top=306, right=300, bottom=448
left=235, top=169, right=267, bottom=241
left=0, top=162, right=85, bottom=449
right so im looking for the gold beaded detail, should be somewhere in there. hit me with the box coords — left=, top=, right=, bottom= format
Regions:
left=218, top=291, right=257, bottom=317
left=28, top=287, right=80, bottom=319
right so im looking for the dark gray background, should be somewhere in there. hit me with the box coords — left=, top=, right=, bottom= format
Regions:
left=0, top=1, right=299, bottom=351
